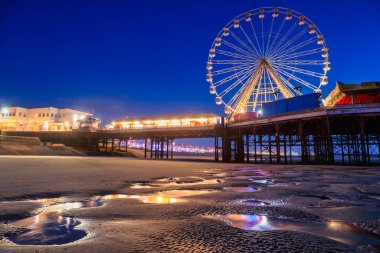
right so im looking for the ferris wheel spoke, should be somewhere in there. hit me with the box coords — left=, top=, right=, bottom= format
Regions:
left=227, top=75, right=255, bottom=108
left=265, top=16, right=276, bottom=57
left=275, top=72, right=303, bottom=95
left=227, top=85, right=247, bottom=107
left=249, top=19, right=264, bottom=56
left=273, top=63, right=323, bottom=78
left=215, top=49, right=253, bottom=60
left=270, top=68, right=303, bottom=96
left=229, top=30, right=258, bottom=56
left=213, top=67, right=254, bottom=86
left=271, top=59, right=325, bottom=65
left=267, top=17, right=286, bottom=58
left=231, top=86, right=250, bottom=112
left=274, top=67, right=318, bottom=90
left=271, top=27, right=308, bottom=58
left=272, top=48, right=321, bottom=61
left=261, top=18, right=265, bottom=57
left=238, top=25, right=262, bottom=58
left=212, top=59, right=252, bottom=65
left=268, top=22, right=297, bottom=57
left=274, top=37, right=318, bottom=58
left=219, top=68, right=256, bottom=97
left=221, top=39, right=255, bottom=57
left=211, top=64, right=252, bottom=76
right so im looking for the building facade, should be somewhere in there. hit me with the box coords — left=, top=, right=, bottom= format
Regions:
left=0, top=107, right=99, bottom=131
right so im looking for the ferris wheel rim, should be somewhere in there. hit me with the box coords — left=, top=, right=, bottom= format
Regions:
left=207, top=6, right=330, bottom=114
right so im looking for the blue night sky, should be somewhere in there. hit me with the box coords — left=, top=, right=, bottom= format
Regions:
left=0, top=0, right=379, bottom=126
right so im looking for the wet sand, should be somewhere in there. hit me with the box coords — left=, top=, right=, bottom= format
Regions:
left=0, top=156, right=379, bottom=252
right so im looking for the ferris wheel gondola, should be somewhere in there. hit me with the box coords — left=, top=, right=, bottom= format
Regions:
left=206, top=7, right=330, bottom=118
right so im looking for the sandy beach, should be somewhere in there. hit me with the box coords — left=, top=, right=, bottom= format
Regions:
left=0, top=156, right=379, bottom=252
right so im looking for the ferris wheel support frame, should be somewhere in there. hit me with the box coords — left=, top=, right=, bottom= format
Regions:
left=232, top=59, right=294, bottom=117
left=233, top=61, right=265, bottom=115
left=263, top=60, right=294, bottom=99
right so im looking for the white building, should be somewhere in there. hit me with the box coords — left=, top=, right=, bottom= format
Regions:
left=0, top=106, right=99, bottom=131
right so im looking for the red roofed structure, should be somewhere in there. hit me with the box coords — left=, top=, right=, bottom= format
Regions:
left=323, top=81, right=380, bottom=107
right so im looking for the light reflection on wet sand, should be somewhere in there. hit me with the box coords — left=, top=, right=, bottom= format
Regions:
left=9, top=202, right=86, bottom=245
left=217, top=214, right=380, bottom=246
left=103, top=189, right=215, bottom=204
left=223, top=186, right=258, bottom=193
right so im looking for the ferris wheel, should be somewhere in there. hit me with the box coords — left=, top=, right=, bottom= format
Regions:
left=206, top=7, right=330, bottom=118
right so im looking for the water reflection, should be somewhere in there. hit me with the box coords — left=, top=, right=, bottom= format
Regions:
left=223, top=186, right=257, bottom=193
left=103, top=194, right=177, bottom=204
left=218, top=214, right=380, bottom=246
left=82, top=195, right=103, bottom=208
left=250, top=179, right=274, bottom=184
left=7, top=195, right=106, bottom=245
left=36, top=197, right=65, bottom=204
left=9, top=202, right=86, bottom=245
left=102, top=190, right=214, bottom=204
left=130, top=183, right=156, bottom=189
left=237, top=167, right=272, bottom=177
left=156, top=177, right=223, bottom=186
left=223, top=214, right=276, bottom=231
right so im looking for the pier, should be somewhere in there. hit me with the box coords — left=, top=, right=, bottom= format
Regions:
left=4, top=103, right=379, bottom=165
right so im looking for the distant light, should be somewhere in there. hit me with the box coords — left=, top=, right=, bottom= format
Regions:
left=157, top=120, right=167, bottom=126
left=1, top=107, right=9, bottom=114
left=170, top=119, right=180, bottom=125
left=181, top=119, right=191, bottom=124
left=257, top=110, right=263, bottom=115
